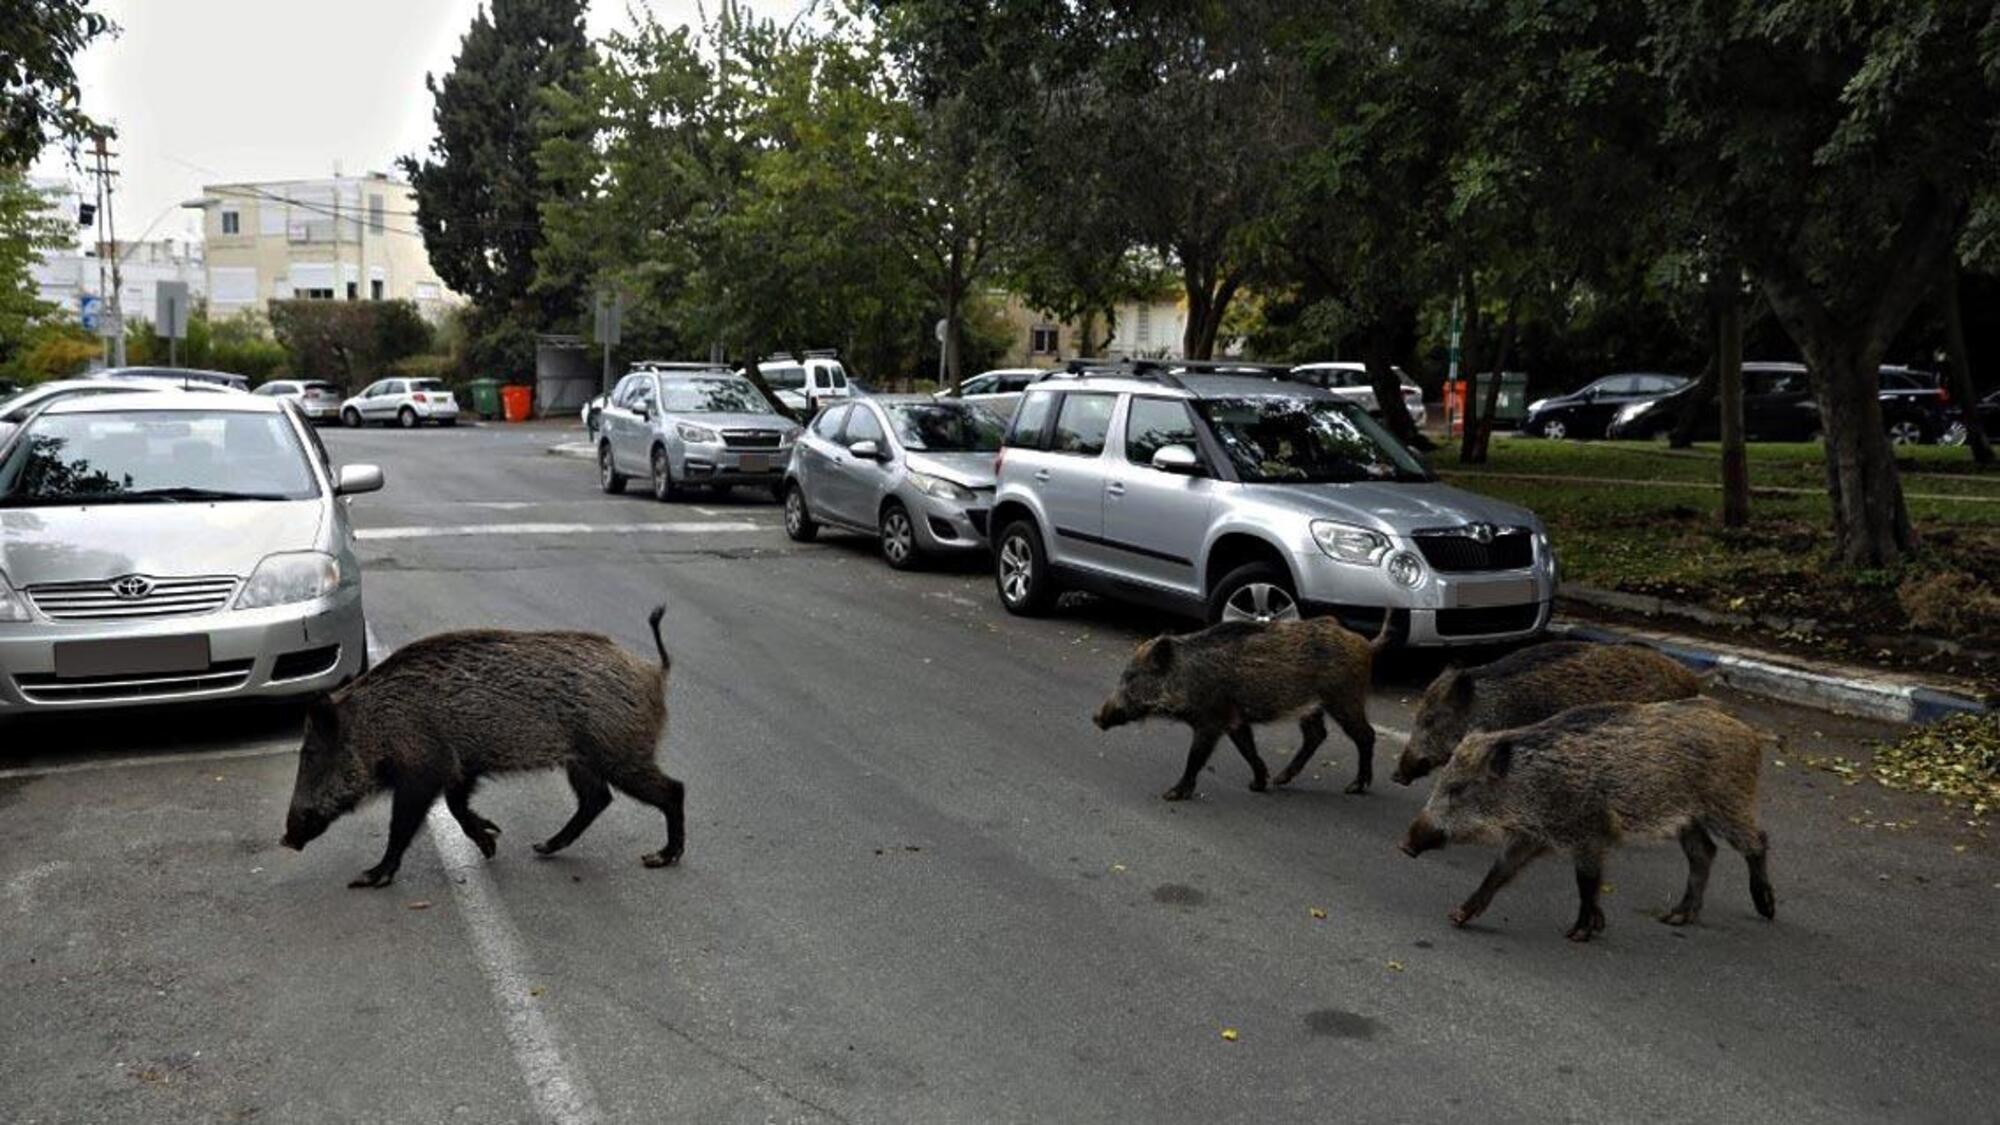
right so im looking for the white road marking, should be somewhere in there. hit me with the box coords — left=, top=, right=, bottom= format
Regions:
left=366, top=626, right=602, bottom=1125
left=356, top=520, right=759, bottom=541
left=0, top=742, right=295, bottom=780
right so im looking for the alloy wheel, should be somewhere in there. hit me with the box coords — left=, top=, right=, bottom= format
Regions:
left=1887, top=420, right=1923, bottom=446
left=999, top=535, right=1033, bottom=605
left=1543, top=419, right=1567, bottom=440
left=785, top=489, right=805, bottom=535
left=882, top=508, right=914, bottom=566
left=1941, top=421, right=1968, bottom=448
left=1221, top=582, right=1300, bottom=624
left=652, top=448, right=673, bottom=500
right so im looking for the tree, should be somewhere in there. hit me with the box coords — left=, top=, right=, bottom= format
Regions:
left=0, top=0, right=113, bottom=166
left=268, top=301, right=433, bottom=391
left=0, top=169, right=70, bottom=368
left=402, top=0, right=593, bottom=376
left=1645, top=0, right=2000, bottom=566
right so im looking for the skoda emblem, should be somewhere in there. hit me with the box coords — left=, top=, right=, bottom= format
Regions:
left=1466, top=522, right=1496, bottom=545
left=111, top=575, right=155, bottom=600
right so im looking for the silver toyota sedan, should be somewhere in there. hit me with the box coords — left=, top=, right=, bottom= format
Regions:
left=0, top=391, right=383, bottom=713
left=783, top=396, right=1003, bottom=569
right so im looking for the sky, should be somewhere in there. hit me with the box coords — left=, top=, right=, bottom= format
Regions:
left=30, top=0, right=806, bottom=249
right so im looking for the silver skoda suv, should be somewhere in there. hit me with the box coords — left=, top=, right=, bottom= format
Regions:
left=988, top=361, right=1556, bottom=645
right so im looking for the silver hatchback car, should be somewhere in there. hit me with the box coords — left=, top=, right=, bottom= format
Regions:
left=988, top=363, right=1556, bottom=644
left=783, top=397, right=1004, bottom=568
left=597, top=365, right=803, bottom=500
left=0, top=391, right=382, bottom=712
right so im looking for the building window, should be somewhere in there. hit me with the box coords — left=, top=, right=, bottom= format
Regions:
left=346, top=281, right=358, bottom=300
left=368, top=194, right=384, bottom=235
left=370, top=279, right=384, bottom=300
left=220, top=210, right=239, bottom=235
left=1030, top=325, right=1059, bottom=355
left=1135, top=305, right=1152, bottom=348
left=298, top=288, right=334, bottom=300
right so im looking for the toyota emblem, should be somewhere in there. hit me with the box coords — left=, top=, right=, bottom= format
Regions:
left=110, top=575, right=155, bottom=600
left=1466, top=522, right=1496, bottom=544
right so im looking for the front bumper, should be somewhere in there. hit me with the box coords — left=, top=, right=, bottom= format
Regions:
left=677, top=441, right=793, bottom=487
left=1288, top=536, right=1555, bottom=646
left=298, top=399, right=341, bottom=422
left=0, top=588, right=366, bottom=713
left=906, top=489, right=992, bottom=551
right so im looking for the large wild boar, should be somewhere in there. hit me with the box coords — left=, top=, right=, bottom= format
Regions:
left=1092, top=616, right=1389, bottom=800
left=281, top=607, right=685, bottom=888
left=1391, top=641, right=1703, bottom=785
left=1400, top=697, right=1776, bottom=942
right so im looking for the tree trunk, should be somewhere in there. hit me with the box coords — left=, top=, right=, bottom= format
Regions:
left=1668, top=353, right=1719, bottom=448
left=944, top=246, right=965, bottom=392
left=1939, top=261, right=1993, bottom=464
left=1361, top=321, right=1426, bottom=448
left=738, top=335, right=799, bottom=423
left=1810, top=348, right=1912, bottom=566
left=1716, top=276, right=1748, bottom=529
left=1461, top=291, right=1519, bottom=464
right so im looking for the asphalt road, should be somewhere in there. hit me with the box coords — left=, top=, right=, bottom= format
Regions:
left=3, top=421, right=1996, bottom=1123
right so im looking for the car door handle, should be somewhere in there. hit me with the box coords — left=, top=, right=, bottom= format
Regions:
left=1105, top=482, right=1126, bottom=497
left=1033, top=469, right=1052, bottom=482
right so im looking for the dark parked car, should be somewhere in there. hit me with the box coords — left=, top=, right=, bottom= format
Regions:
left=1606, top=362, right=1948, bottom=444
left=1941, top=389, right=2000, bottom=447
left=1523, top=372, right=1687, bottom=440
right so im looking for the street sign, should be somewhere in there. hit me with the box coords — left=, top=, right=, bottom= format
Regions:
left=593, top=291, right=623, bottom=347
left=79, top=295, right=101, bottom=332
left=95, top=308, right=122, bottom=340
left=157, top=281, right=191, bottom=340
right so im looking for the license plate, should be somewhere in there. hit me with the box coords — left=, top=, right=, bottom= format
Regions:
left=737, top=453, right=771, bottom=472
left=1451, top=578, right=1537, bottom=608
left=54, top=635, right=211, bottom=679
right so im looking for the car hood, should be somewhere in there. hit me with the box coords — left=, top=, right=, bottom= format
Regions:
left=1239, top=481, right=1542, bottom=535
left=904, top=451, right=998, bottom=488
left=672, top=411, right=794, bottom=431
left=0, top=501, right=327, bottom=586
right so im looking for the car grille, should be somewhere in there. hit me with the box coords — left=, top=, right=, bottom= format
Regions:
left=14, top=659, right=256, bottom=704
left=1412, top=530, right=1533, bottom=573
left=26, top=575, right=239, bottom=621
left=1435, top=604, right=1543, bottom=638
left=721, top=429, right=785, bottom=449
left=271, top=645, right=343, bottom=682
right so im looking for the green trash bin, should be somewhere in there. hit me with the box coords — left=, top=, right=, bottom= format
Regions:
left=468, top=378, right=502, bottom=421
left=1472, top=372, right=1531, bottom=427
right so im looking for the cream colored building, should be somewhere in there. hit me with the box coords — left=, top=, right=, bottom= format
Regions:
left=183, top=173, right=457, bottom=319
left=992, top=290, right=1192, bottom=367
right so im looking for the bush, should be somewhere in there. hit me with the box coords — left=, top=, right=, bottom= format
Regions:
left=268, top=299, right=434, bottom=391
left=12, top=322, right=99, bottom=381
left=1897, top=571, right=2000, bottom=638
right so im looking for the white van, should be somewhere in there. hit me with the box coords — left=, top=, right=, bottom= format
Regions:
left=759, top=354, right=853, bottom=416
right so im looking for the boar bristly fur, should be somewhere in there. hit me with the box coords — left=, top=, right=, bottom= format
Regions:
left=282, top=606, right=684, bottom=888
left=1093, top=615, right=1385, bottom=800
left=1400, top=698, right=1775, bottom=943
left=1392, top=641, right=1703, bottom=785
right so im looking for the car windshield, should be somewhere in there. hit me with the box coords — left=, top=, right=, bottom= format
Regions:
left=0, top=410, right=319, bottom=506
left=886, top=403, right=1006, bottom=452
left=1195, top=396, right=1432, bottom=484
left=661, top=378, right=767, bottom=413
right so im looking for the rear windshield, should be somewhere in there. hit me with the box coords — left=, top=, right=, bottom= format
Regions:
left=661, top=378, right=767, bottom=413
left=762, top=365, right=806, bottom=391
left=411, top=379, right=450, bottom=393
left=0, top=410, right=320, bottom=506
left=302, top=381, right=339, bottom=393
left=886, top=403, right=1005, bottom=452
left=1195, top=396, right=1431, bottom=484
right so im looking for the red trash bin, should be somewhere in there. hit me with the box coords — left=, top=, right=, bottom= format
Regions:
left=500, top=384, right=533, bottom=423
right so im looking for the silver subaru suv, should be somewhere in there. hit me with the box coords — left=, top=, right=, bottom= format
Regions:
left=988, top=362, right=1556, bottom=645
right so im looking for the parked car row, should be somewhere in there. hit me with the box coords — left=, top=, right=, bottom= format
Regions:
left=1527, top=362, right=1959, bottom=445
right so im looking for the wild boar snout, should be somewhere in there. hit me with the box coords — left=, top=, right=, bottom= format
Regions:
left=1093, top=700, right=1128, bottom=730
left=1400, top=811, right=1448, bottom=857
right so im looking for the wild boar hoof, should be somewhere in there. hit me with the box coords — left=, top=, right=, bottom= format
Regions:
left=642, top=848, right=681, bottom=868
left=531, top=840, right=561, bottom=856
left=470, top=830, right=498, bottom=859
left=1448, top=906, right=1477, bottom=928
left=1160, top=786, right=1194, bottom=802
left=1248, top=777, right=1268, bottom=793
left=1662, top=909, right=1697, bottom=927
left=1565, top=925, right=1595, bottom=943
left=347, top=868, right=395, bottom=889
left=1344, top=777, right=1371, bottom=795
left=1270, top=768, right=1298, bottom=787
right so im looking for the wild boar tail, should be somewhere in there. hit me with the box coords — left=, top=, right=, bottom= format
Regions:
left=647, top=605, right=671, bottom=673
left=1369, top=610, right=1396, bottom=654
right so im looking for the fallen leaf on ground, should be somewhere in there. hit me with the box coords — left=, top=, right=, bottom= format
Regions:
left=530, top=986, right=545, bottom=997
left=1220, top=1028, right=1239, bottom=1042
left=406, top=901, right=432, bottom=911
left=1387, top=960, right=1405, bottom=972
left=1309, top=907, right=1328, bottom=920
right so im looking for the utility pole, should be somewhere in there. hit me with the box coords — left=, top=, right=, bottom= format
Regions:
left=92, top=133, right=126, bottom=367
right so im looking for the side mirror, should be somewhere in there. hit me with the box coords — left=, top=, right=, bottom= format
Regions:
left=335, top=464, right=384, bottom=496
left=1151, top=444, right=1203, bottom=475
left=847, top=439, right=882, bottom=461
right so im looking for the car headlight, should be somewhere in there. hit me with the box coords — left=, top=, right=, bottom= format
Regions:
left=1536, top=531, right=1558, bottom=579
left=0, top=571, right=31, bottom=622
left=677, top=423, right=720, bottom=443
left=1614, top=402, right=1650, bottom=425
left=1311, top=520, right=1391, bottom=565
left=909, top=471, right=976, bottom=503
left=1526, top=398, right=1548, bottom=414
left=235, top=552, right=341, bottom=610
left=1385, top=551, right=1425, bottom=588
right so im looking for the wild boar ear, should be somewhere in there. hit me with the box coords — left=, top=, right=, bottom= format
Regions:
left=1487, top=739, right=1514, bottom=778
left=1145, top=636, right=1177, bottom=670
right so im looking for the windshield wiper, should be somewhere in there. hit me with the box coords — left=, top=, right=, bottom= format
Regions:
left=125, top=487, right=295, bottom=502
left=13, top=486, right=297, bottom=505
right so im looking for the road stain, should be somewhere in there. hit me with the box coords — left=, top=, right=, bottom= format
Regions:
left=1304, top=1009, right=1383, bottom=1039
left=1151, top=883, right=1207, bottom=907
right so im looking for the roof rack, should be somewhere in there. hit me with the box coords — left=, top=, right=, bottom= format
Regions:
left=630, top=360, right=732, bottom=373
left=1057, top=357, right=1190, bottom=390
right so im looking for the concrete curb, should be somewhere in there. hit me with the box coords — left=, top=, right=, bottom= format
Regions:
left=1547, top=620, right=1988, bottom=725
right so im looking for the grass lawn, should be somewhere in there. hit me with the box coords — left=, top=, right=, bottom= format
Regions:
left=1428, top=436, right=2000, bottom=672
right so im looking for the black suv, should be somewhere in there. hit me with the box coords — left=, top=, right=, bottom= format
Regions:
left=1605, top=362, right=1947, bottom=444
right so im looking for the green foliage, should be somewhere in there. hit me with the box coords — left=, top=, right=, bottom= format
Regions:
left=0, top=169, right=72, bottom=368
left=9, top=320, right=96, bottom=381
left=0, top=0, right=114, bottom=165
left=267, top=300, right=434, bottom=391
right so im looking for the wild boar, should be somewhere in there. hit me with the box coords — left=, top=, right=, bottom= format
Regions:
left=1391, top=641, right=1703, bottom=786
left=281, top=607, right=685, bottom=888
left=1399, top=697, right=1775, bottom=942
left=1092, top=615, right=1388, bottom=800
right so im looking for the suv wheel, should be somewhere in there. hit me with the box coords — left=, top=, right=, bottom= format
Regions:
left=398, top=406, right=419, bottom=429
left=784, top=483, right=818, bottom=542
left=599, top=443, right=627, bottom=494
left=1210, top=562, right=1301, bottom=625
left=880, top=502, right=918, bottom=570
left=1541, top=418, right=1568, bottom=441
left=995, top=519, right=1056, bottom=615
left=651, top=446, right=681, bottom=502
left=1886, top=418, right=1926, bottom=446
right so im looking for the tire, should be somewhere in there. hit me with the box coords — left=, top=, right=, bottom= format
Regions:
left=598, top=442, right=627, bottom=495
left=1541, top=418, right=1568, bottom=441
left=1886, top=418, right=1926, bottom=447
left=342, top=408, right=363, bottom=429
left=1208, top=561, right=1302, bottom=625
left=1941, top=420, right=1969, bottom=448
left=783, top=483, right=818, bottom=542
left=995, top=518, right=1057, bottom=616
left=650, top=445, right=682, bottom=502
left=398, top=407, right=418, bottom=430
left=880, top=501, right=919, bottom=570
